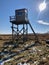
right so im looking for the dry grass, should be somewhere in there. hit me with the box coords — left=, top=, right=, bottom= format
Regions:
left=0, top=34, right=49, bottom=65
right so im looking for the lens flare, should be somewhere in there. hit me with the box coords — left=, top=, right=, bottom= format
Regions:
left=39, top=1, right=46, bottom=12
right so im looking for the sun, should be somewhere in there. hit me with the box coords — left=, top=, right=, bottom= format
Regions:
left=39, top=1, right=46, bottom=12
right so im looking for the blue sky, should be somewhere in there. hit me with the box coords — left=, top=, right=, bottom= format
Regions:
left=0, top=0, right=49, bottom=34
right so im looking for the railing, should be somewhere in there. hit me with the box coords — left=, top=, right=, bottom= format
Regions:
left=10, top=16, right=16, bottom=21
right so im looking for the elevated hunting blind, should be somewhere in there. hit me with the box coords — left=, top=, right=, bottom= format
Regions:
left=10, top=8, right=39, bottom=43
left=10, top=8, right=29, bottom=25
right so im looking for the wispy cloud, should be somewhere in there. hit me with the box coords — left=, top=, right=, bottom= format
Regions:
left=37, top=20, right=49, bottom=25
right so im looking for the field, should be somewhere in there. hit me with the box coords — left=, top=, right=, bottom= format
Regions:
left=0, top=34, right=49, bottom=65
left=0, top=34, right=49, bottom=46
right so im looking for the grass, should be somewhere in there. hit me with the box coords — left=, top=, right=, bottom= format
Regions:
left=0, top=34, right=49, bottom=65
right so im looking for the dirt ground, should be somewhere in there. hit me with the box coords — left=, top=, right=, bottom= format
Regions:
left=0, top=34, right=49, bottom=65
